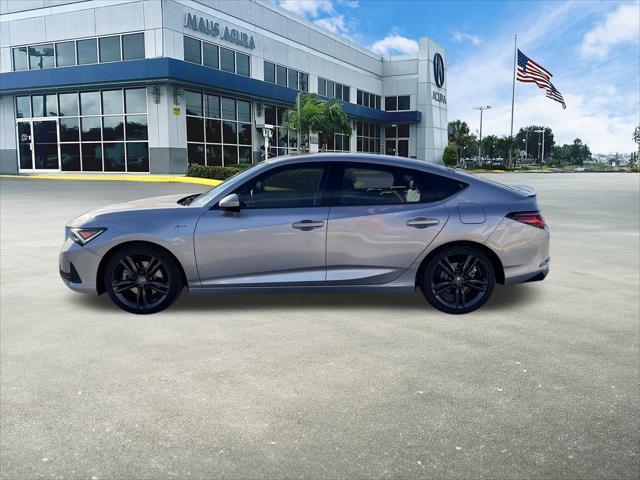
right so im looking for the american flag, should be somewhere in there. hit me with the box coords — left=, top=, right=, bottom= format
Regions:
left=517, top=49, right=566, bottom=109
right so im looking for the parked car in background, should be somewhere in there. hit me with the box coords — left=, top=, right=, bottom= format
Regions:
left=60, top=153, right=550, bottom=314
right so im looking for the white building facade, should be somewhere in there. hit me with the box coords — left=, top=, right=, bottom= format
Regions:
left=0, top=0, right=447, bottom=174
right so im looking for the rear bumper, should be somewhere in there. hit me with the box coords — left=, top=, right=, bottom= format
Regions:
left=504, top=257, right=550, bottom=285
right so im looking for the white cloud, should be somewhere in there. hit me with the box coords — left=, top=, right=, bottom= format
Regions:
left=277, top=0, right=334, bottom=18
left=580, top=3, right=640, bottom=58
left=336, top=0, right=359, bottom=7
left=452, top=31, right=481, bottom=45
left=315, top=15, right=351, bottom=36
left=369, top=34, right=419, bottom=56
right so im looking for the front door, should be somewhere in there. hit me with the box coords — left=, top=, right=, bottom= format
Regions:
left=17, top=120, right=60, bottom=171
left=194, top=162, right=330, bottom=287
left=326, top=162, right=449, bottom=284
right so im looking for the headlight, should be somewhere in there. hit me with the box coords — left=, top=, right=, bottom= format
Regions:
left=69, top=227, right=106, bottom=245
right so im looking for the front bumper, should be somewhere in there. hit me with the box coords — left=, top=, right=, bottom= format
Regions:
left=59, top=237, right=102, bottom=294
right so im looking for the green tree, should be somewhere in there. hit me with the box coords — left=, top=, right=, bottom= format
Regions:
left=284, top=93, right=352, bottom=152
left=569, top=138, right=591, bottom=166
left=633, top=125, right=640, bottom=150
left=448, top=120, right=477, bottom=159
left=481, top=135, right=498, bottom=158
left=443, top=143, right=459, bottom=167
left=516, top=126, right=555, bottom=161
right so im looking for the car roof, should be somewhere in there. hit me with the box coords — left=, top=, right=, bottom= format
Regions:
left=265, top=152, right=455, bottom=175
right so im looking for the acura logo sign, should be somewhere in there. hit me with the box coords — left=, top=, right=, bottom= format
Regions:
left=433, top=52, right=445, bottom=88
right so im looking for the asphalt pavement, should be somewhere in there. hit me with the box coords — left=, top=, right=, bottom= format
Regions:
left=1, top=173, right=638, bottom=479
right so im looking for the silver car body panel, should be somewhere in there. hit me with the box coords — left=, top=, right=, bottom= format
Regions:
left=59, top=153, right=550, bottom=297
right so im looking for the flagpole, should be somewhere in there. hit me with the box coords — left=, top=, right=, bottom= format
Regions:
left=509, top=34, right=517, bottom=168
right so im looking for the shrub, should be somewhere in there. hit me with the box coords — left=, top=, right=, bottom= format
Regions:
left=443, top=143, right=459, bottom=168
left=187, top=164, right=251, bottom=180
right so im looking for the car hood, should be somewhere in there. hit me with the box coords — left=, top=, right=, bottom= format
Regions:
left=67, top=193, right=196, bottom=227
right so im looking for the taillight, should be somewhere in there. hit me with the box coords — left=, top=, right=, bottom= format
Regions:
left=507, top=211, right=546, bottom=229
left=69, top=227, right=106, bottom=245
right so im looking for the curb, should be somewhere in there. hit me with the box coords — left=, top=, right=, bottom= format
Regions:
left=0, top=174, right=222, bottom=187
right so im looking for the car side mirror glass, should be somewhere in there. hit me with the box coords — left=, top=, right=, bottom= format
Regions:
left=219, top=193, right=241, bottom=212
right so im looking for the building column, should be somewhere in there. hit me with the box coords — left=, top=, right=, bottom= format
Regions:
left=147, top=83, right=188, bottom=174
left=0, top=95, right=18, bottom=174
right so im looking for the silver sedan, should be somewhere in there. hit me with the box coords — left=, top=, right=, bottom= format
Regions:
left=60, top=154, right=550, bottom=314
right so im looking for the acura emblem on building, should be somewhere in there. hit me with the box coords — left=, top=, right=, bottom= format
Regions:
left=433, top=52, right=445, bottom=88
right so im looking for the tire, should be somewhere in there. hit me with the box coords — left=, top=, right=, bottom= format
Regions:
left=104, top=244, right=183, bottom=314
left=420, top=245, right=495, bottom=314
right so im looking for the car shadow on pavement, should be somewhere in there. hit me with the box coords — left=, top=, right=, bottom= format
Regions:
left=73, top=284, right=541, bottom=314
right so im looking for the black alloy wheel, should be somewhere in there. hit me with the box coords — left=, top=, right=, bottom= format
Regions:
left=421, top=246, right=495, bottom=314
left=104, top=245, right=182, bottom=314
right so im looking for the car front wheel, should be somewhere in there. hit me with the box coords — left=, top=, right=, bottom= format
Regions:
left=104, top=244, right=183, bottom=314
left=421, top=246, right=495, bottom=314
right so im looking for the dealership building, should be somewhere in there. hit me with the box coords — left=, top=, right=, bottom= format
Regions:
left=0, top=0, right=447, bottom=174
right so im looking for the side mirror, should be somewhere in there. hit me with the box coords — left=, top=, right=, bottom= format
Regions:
left=218, top=193, right=241, bottom=212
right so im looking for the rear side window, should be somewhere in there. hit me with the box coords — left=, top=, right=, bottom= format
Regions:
left=235, top=163, right=328, bottom=208
left=337, top=163, right=466, bottom=206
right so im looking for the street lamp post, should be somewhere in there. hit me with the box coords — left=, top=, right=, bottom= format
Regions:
left=473, top=105, right=491, bottom=162
left=535, top=129, right=545, bottom=165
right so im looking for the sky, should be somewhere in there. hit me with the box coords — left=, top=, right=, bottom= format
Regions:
left=274, top=0, right=640, bottom=154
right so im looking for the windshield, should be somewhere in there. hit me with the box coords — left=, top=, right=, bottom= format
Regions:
left=189, top=162, right=265, bottom=207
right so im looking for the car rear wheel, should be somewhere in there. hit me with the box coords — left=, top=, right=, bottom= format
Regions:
left=421, top=246, right=495, bottom=314
left=104, top=245, right=182, bottom=314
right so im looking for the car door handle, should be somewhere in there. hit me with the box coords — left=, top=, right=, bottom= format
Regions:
left=292, top=219, right=325, bottom=231
left=406, top=217, right=440, bottom=229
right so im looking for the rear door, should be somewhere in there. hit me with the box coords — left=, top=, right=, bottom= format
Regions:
left=325, top=162, right=451, bottom=284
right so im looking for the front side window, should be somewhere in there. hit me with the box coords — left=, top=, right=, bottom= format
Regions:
left=235, top=164, right=327, bottom=209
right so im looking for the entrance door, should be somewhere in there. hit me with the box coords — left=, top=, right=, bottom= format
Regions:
left=32, top=120, right=59, bottom=170
left=17, top=120, right=60, bottom=171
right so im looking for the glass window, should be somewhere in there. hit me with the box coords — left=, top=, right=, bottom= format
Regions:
left=326, top=80, right=335, bottom=98
left=81, top=117, right=101, bottom=141
left=43, top=94, right=57, bottom=116
left=220, top=47, right=235, bottom=72
left=223, top=146, right=238, bottom=166
left=103, top=142, right=125, bottom=171
left=81, top=143, right=102, bottom=171
left=28, top=44, right=54, bottom=69
left=385, top=125, right=397, bottom=138
left=239, top=146, right=252, bottom=164
left=99, top=36, right=121, bottom=62
left=55, top=41, right=76, bottom=67
left=125, top=88, right=146, bottom=114
left=375, top=95, right=381, bottom=110
left=60, top=143, right=81, bottom=171
left=188, top=143, right=205, bottom=167
left=276, top=65, right=287, bottom=86
left=236, top=164, right=327, bottom=209
left=288, top=69, right=298, bottom=90
left=13, top=47, right=29, bottom=71
left=59, top=118, right=79, bottom=142
left=127, top=142, right=149, bottom=172
left=205, top=119, right=221, bottom=143
left=80, top=91, right=101, bottom=115
left=335, top=85, right=342, bottom=101
left=206, top=144, right=222, bottom=166
left=203, top=43, right=219, bottom=68
left=357, top=90, right=363, bottom=105
left=222, top=121, right=237, bottom=143
left=397, top=124, right=410, bottom=137
left=385, top=96, right=397, bottom=111
left=339, top=164, right=430, bottom=206
left=103, top=116, right=124, bottom=141
left=102, top=90, right=123, bottom=115
left=127, top=115, right=148, bottom=140
left=398, top=95, right=410, bottom=110
left=221, top=97, right=236, bottom=120
left=397, top=140, right=409, bottom=157
left=58, top=93, right=78, bottom=116
left=264, top=61, right=275, bottom=83
left=77, top=39, right=97, bottom=65
left=238, top=123, right=251, bottom=145
left=236, top=53, right=250, bottom=76
left=237, top=100, right=251, bottom=122
left=206, top=95, right=220, bottom=118
left=122, top=33, right=145, bottom=60
left=318, top=78, right=326, bottom=97
left=184, top=36, right=202, bottom=64
left=299, top=72, right=308, bottom=92
left=343, top=86, right=350, bottom=102
left=186, top=116, right=204, bottom=142
left=185, top=91, right=203, bottom=116
left=31, top=96, right=45, bottom=117
left=16, top=96, right=31, bottom=118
